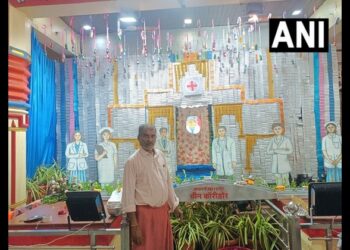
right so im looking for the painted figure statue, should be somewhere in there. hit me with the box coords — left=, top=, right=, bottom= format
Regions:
left=267, top=123, right=293, bottom=186
left=155, top=127, right=176, bottom=177
left=65, top=131, right=89, bottom=183
left=322, top=121, right=342, bottom=182
left=212, top=126, right=237, bottom=177
left=95, top=127, right=118, bottom=186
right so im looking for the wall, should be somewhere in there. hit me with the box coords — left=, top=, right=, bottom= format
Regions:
left=9, top=4, right=31, bottom=54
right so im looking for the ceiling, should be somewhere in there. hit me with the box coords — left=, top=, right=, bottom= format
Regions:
left=10, top=0, right=327, bottom=35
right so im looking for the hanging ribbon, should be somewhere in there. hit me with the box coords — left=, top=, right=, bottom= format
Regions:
left=141, top=20, right=147, bottom=56
left=80, top=28, right=84, bottom=56
left=157, top=19, right=161, bottom=54
left=197, top=19, right=201, bottom=37
left=117, top=19, right=122, bottom=40
left=104, top=14, right=110, bottom=59
left=166, top=32, right=170, bottom=52
left=136, top=33, right=140, bottom=64
left=227, top=18, right=231, bottom=44
left=49, top=18, right=53, bottom=48
left=69, top=17, right=75, bottom=52
left=41, top=24, right=47, bottom=54
left=184, top=33, right=189, bottom=52
left=152, top=29, right=156, bottom=54
left=203, top=30, right=208, bottom=50
left=61, top=31, right=66, bottom=62
left=92, top=27, right=96, bottom=53
left=237, top=16, right=242, bottom=33
left=119, top=43, right=123, bottom=57
left=211, top=19, right=216, bottom=51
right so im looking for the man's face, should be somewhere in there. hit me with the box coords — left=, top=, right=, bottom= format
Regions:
left=218, top=128, right=226, bottom=137
left=273, top=126, right=283, bottom=135
left=160, top=129, right=167, bottom=138
left=139, top=128, right=157, bottom=151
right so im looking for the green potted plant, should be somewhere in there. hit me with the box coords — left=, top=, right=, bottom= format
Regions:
left=26, top=178, right=46, bottom=203
left=171, top=203, right=208, bottom=250
left=235, top=206, right=280, bottom=250
left=252, top=207, right=280, bottom=250
left=236, top=213, right=255, bottom=248
left=203, top=214, right=239, bottom=250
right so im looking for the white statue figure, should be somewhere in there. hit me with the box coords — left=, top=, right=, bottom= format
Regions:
left=155, top=127, right=177, bottom=177
left=212, top=126, right=237, bottom=177
left=267, top=123, right=293, bottom=186
left=322, top=121, right=342, bottom=182
left=65, top=131, right=89, bottom=183
left=95, top=127, right=118, bottom=186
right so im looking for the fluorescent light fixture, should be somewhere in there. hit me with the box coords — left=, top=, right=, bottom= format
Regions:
left=184, top=19, right=192, bottom=24
left=292, top=9, right=302, bottom=16
left=83, top=25, right=91, bottom=31
left=120, top=17, right=137, bottom=23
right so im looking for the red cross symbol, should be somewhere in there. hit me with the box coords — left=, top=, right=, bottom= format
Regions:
left=186, top=81, right=198, bottom=91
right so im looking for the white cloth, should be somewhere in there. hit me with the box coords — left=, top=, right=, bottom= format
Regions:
left=121, top=148, right=179, bottom=213
left=322, top=134, right=342, bottom=168
left=155, top=137, right=176, bottom=177
left=212, top=136, right=237, bottom=176
left=65, top=142, right=89, bottom=170
left=267, top=136, right=293, bottom=174
left=95, top=141, right=117, bottom=184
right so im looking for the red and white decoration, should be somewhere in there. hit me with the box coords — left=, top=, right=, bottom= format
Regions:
left=181, top=64, right=205, bottom=96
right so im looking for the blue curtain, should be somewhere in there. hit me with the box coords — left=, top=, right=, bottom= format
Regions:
left=26, top=29, right=57, bottom=178
left=59, top=63, right=67, bottom=169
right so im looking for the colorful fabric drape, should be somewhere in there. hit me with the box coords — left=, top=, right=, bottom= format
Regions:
left=73, top=59, right=79, bottom=130
left=313, top=53, right=324, bottom=178
left=59, top=63, right=67, bottom=169
left=68, top=59, right=75, bottom=139
left=26, top=29, right=57, bottom=178
left=319, top=53, right=325, bottom=138
left=327, top=44, right=335, bottom=121
left=177, top=107, right=210, bottom=164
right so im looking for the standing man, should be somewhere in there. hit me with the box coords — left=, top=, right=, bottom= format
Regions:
left=121, top=124, right=183, bottom=250
left=267, top=123, right=293, bottom=186
left=155, top=127, right=176, bottom=178
left=212, top=126, right=237, bottom=177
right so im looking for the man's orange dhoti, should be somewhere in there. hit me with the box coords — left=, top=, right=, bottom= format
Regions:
left=133, top=203, right=173, bottom=250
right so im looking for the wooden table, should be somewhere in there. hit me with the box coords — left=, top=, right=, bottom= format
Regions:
left=9, top=200, right=123, bottom=249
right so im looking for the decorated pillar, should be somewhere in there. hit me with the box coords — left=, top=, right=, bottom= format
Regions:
left=8, top=46, right=31, bottom=209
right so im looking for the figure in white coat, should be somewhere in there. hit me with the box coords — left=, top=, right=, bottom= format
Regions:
left=212, top=126, right=237, bottom=177
left=95, top=127, right=118, bottom=186
left=155, top=127, right=176, bottom=177
left=65, top=131, right=89, bottom=183
left=267, top=123, right=293, bottom=186
left=322, top=121, right=342, bottom=182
